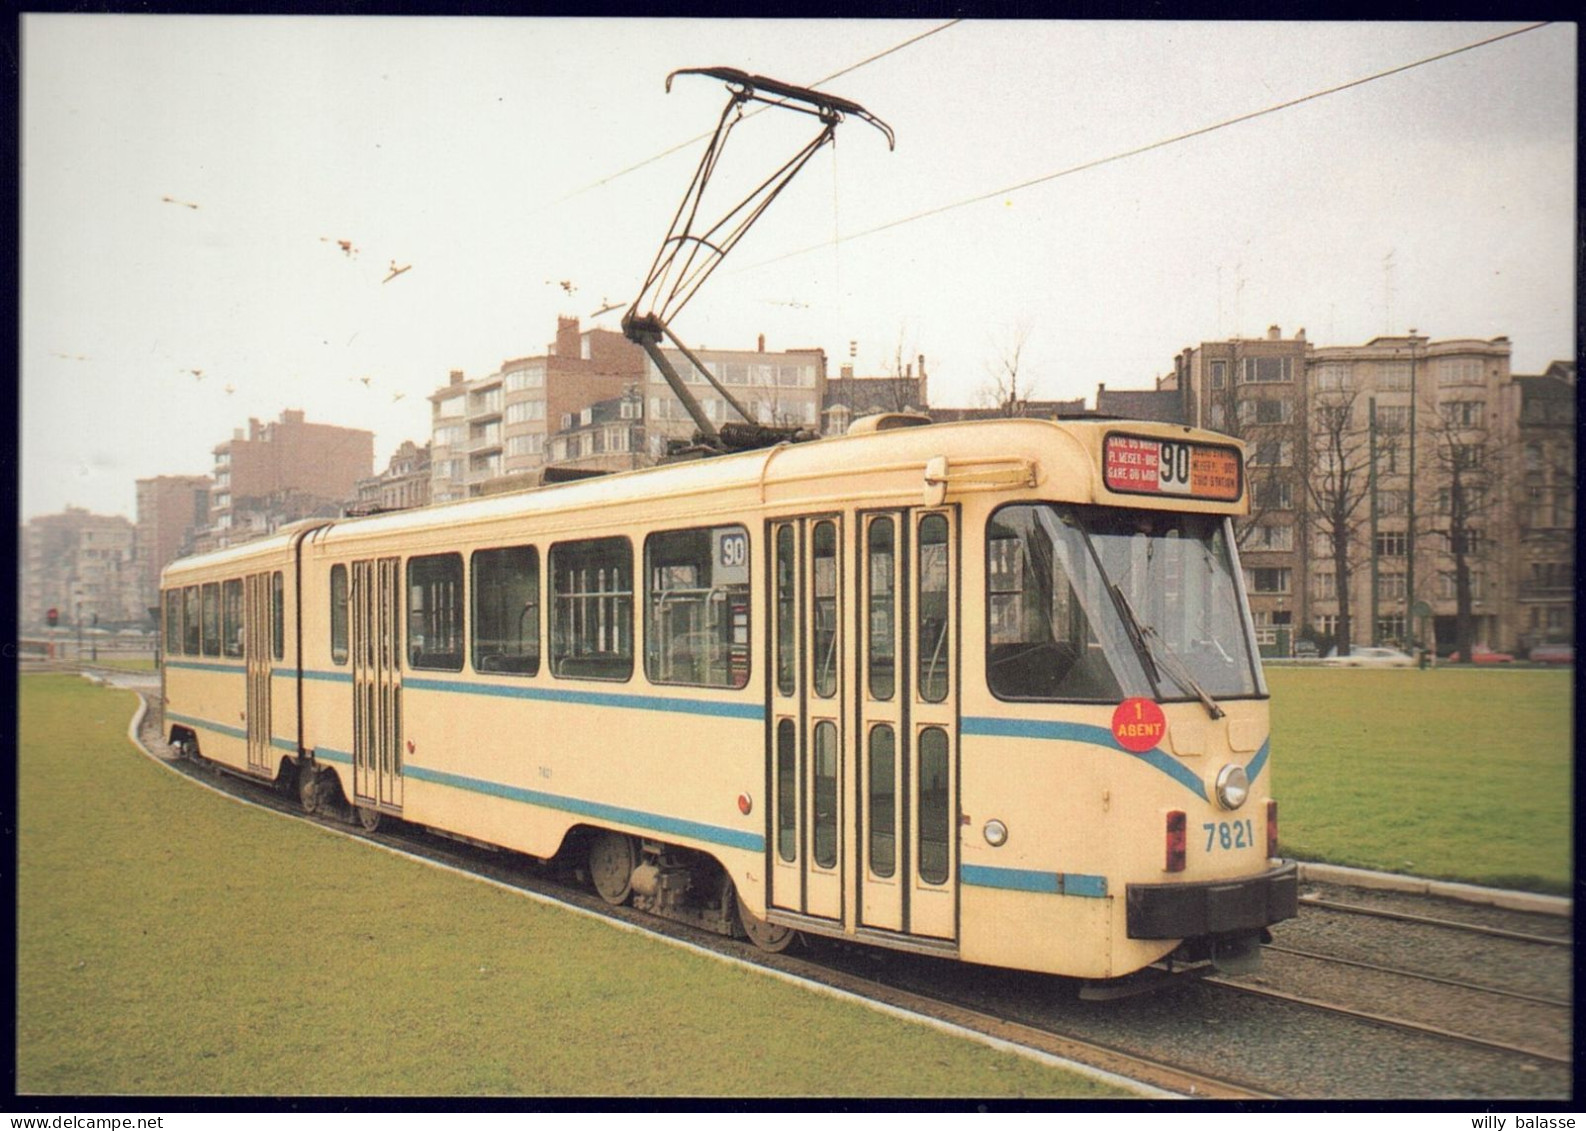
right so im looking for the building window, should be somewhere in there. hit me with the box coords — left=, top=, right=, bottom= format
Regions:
left=1376, top=573, right=1407, bottom=600
left=222, top=578, right=244, bottom=657
left=472, top=545, right=539, bottom=676
left=469, top=387, right=503, bottom=415
left=1209, top=403, right=1226, bottom=428
left=1239, top=357, right=1292, bottom=384
left=1313, top=572, right=1336, bottom=600
left=504, top=366, right=545, bottom=392
left=1440, top=400, right=1485, bottom=427
left=1250, top=523, right=1294, bottom=551
left=1377, top=362, right=1412, bottom=391
left=1253, top=481, right=1294, bottom=510
left=506, top=400, right=546, bottom=424
left=644, top=525, right=750, bottom=689
left=1436, top=358, right=1484, bottom=386
left=506, top=433, right=544, bottom=458
left=1374, top=531, right=1407, bottom=557
left=1249, top=568, right=1291, bottom=594
left=1315, top=614, right=1339, bottom=640
left=408, top=554, right=464, bottom=671
left=436, top=395, right=465, bottom=419
left=551, top=537, right=633, bottom=681
left=1251, top=440, right=1293, bottom=467
left=1209, top=360, right=1228, bottom=390
left=1376, top=404, right=1410, bottom=430
left=1377, top=615, right=1407, bottom=644
left=1314, top=363, right=1351, bottom=391
left=1378, top=489, right=1408, bottom=517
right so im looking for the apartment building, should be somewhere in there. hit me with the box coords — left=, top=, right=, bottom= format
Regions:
left=822, top=358, right=929, bottom=435
left=21, top=507, right=144, bottom=631
left=430, top=318, right=646, bottom=502
left=204, top=409, right=374, bottom=548
left=639, top=333, right=827, bottom=455
left=134, top=474, right=212, bottom=610
left=353, top=440, right=432, bottom=514
left=1512, top=360, right=1576, bottom=651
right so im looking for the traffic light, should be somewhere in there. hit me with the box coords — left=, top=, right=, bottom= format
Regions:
left=46, top=607, right=58, bottom=628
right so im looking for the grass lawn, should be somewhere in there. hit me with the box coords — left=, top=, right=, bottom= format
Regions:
left=1267, top=667, right=1573, bottom=894
left=17, top=675, right=1125, bottom=1099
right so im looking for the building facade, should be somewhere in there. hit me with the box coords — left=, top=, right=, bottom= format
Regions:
left=821, top=358, right=929, bottom=436
left=204, top=409, right=374, bottom=549
left=134, top=474, right=212, bottom=611
left=21, top=507, right=145, bottom=632
left=353, top=440, right=432, bottom=514
left=640, top=335, right=827, bottom=455
left=1162, top=327, right=1554, bottom=655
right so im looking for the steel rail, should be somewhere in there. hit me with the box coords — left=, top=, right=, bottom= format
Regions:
left=1203, top=977, right=1571, bottom=1066
left=1264, top=943, right=1571, bottom=1008
left=1299, top=895, right=1571, bottom=947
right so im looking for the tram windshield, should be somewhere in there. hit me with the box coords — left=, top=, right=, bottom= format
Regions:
left=986, top=504, right=1263, bottom=705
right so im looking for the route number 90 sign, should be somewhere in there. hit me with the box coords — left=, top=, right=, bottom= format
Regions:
left=1103, top=433, right=1242, bottom=503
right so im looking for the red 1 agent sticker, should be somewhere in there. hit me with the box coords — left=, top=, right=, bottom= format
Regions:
left=1112, top=697, right=1167, bottom=753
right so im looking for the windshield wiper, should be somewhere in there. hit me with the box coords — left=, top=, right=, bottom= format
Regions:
left=1111, top=583, right=1226, bottom=720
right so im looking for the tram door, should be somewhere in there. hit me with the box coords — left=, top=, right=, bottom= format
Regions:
left=352, top=557, right=403, bottom=813
left=856, top=509, right=959, bottom=941
left=243, top=571, right=273, bottom=775
left=767, top=516, right=845, bottom=923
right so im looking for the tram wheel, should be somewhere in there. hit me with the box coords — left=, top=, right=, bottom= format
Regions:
left=588, top=831, right=637, bottom=905
left=299, top=770, right=323, bottom=815
left=735, top=889, right=795, bottom=953
left=355, top=806, right=382, bottom=833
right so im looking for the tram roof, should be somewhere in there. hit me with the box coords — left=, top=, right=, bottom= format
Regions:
left=163, top=416, right=1242, bottom=577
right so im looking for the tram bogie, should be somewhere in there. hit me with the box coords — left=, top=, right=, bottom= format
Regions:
left=159, top=417, right=1297, bottom=984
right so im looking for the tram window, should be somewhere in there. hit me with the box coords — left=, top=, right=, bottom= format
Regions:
left=812, top=521, right=839, bottom=698
left=918, top=727, right=950, bottom=885
left=183, top=586, right=201, bottom=654
left=200, top=583, right=221, bottom=657
left=985, top=506, right=1126, bottom=702
left=917, top=514, right=950, bottom=703
left=408, top=553, right=465, bottom=671
left=271, top=572, right=284, bottom=661
left=777, top=719, right=797, bottom=863
left=163, top=590, right=182, bottom=655
left=868, top=724, right=897, bottom=879
left=472, top=545, right=540, bottom=676
left=775, top=526, right=796, bottom=697
left=813, top=720, right=839, bottom=869
left=330, top=565, right=349, bottom=665
left=867, top=518, right=895, bottom=700
left=222, top=579, right=244, bottom=657
left=644, top=525, right=749, bottom=689
left=551, top=537, right=633, bottom=681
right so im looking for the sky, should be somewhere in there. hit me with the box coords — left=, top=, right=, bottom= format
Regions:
left=19, top=16, right=1577, bottom=523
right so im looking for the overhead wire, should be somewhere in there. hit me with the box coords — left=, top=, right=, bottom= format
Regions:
left=743, top=21, right=1553, bottom=272
left=541, top=20, right=961, bottom=211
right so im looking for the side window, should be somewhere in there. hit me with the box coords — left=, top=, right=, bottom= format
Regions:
left=271, top=572, right=285, bottom=661
left=866, top=517, right=895, bottom=700
left=163, top=590, right=182, bottom=655
left=200, top=583, right=221, bottom=657
left=644, top=525, right=749, bottom=688
left=183, top=586, right=201, bottom=655
left=917, top=514, right=950, bottom=702
left=330, top=565, right=349, bottom=665
left=222, top=579, right=244, bottom=658
left=551, top=536, right=633, bottom=680
left=472, top=545, right=539, bottom=675
left=408, top=553, right=464, bottom=671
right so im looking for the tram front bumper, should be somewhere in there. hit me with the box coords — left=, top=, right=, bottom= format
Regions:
left=1125, top=861, right=1299, bottom=940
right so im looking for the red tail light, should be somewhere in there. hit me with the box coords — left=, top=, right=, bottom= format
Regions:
left=1266, top=800, right=1279, bottom=858
left=1165, top=810, right=1186, bottom=872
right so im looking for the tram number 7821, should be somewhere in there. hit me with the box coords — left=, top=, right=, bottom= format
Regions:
left=1203, top=819, right=1256, bottom=853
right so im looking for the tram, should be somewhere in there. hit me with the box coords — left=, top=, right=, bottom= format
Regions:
left=160, top=415, right=1298, bottom=985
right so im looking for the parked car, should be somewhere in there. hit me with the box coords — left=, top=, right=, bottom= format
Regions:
left=1447, top=645, right=1515, bottom=664
left=1293, top=640, right=1319, bottom=659
left=1527, top=643, right=1573, bottom=665
left=1320, top=646, right=1416, bottom=668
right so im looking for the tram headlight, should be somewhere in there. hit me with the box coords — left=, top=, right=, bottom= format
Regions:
left=983, top=819, right=1009, bottom=847
left=1215, top=763, right=1250, bottom=811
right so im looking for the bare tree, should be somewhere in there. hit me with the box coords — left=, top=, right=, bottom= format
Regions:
left=1421, top=403, right=1507, bottom=662
left=1303, top=389, right=1383, bottom=656
left=1207, top=378, right=1304, bottom=553
left=978, top=321, right=1034, bottom=414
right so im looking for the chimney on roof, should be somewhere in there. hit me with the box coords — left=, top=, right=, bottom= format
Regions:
left=840, top=364, right=854, bottom=380
left=449, top=369, right=465, bottom=386
left=1268, top=325, right=1281, bottom=341
left=917, top=354, right=928, bottom=408
left=1295, top=328, right=1306, bottom=341
left=556, top=317, right=580, bottom=358
left=757, top=333, right=766, bottom=353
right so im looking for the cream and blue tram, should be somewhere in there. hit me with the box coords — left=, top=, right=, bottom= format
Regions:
left=160, top=416, right=1296, bottom=983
